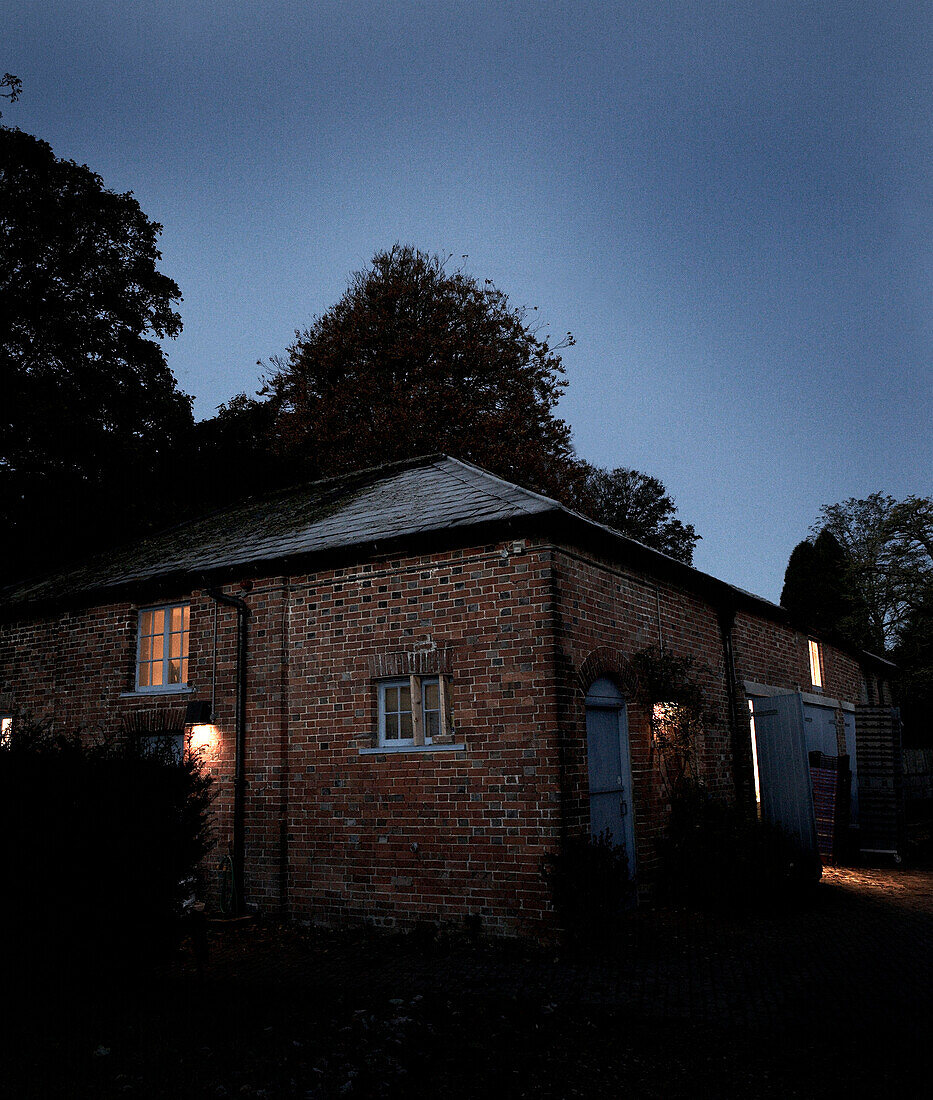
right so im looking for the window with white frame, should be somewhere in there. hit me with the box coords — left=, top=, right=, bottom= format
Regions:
left=808, top=639, right=823, bottom=689
left=377, top=675, right=452, bottom=747
left=136, top=604, right=190, bottom=691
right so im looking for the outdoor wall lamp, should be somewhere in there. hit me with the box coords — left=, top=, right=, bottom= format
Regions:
left=185, top=699, right=213, bottom=725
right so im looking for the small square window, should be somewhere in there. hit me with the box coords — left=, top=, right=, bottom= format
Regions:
left=377, top=675, right=453, bottom=748
left=808, top=639, right=823, bottom=689
left=136, top=604, right=190, bottom=691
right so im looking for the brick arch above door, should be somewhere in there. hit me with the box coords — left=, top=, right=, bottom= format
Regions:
left=577, top=647, right=640, bottom=699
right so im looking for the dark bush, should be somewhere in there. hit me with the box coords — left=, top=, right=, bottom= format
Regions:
left=546, top=831, right=635, bottom=949
left=0, top=724, right=213, bottom=989
left=656, top=781, right=821, bottom=910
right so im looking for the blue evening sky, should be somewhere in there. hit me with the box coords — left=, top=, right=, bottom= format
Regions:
left=6, top=1, right=931, bottom=603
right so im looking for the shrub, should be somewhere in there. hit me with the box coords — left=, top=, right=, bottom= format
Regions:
left=0, top=723, right=213, bottom=989
left=655, top=781, right=820, bottom=910
left=547, top=832, right=635, bottom=949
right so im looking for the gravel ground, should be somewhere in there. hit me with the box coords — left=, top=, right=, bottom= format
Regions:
left=5, top=864, right=931, bottom=1098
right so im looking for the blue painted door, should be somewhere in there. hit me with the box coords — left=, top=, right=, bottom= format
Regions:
left=585, top=678, right=636, bottom=876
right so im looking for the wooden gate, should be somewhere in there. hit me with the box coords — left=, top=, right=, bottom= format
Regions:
left=750, top=693, right=820, bottom=865
left=854, top=705, right=905, bottom=859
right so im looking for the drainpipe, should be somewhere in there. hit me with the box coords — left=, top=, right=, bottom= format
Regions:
left=207, top=587, right=251, bottom=915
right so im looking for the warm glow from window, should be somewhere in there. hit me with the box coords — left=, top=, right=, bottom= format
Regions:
left=137, top=604, right=190, bottom=690
left=748, top=700, right=761, bottom=816
left=652, top=702, right=679, bottom=725
left=808, top=639, right=823, bottom=688
left=0, top=716, right=11, bottom=747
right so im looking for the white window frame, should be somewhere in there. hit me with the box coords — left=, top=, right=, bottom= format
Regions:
left=377, top=675, right=450, bottom=748
left=135, top=603, right=191, bottom=693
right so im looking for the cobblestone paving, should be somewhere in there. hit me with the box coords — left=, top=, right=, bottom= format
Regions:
left=197, top=865, right=933, bottom=1044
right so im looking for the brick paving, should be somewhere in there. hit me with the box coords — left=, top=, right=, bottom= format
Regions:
left=194, top=865, right=933, bottom=1042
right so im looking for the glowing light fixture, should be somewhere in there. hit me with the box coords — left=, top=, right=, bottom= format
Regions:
left=184, top=700, right=216, bottom=757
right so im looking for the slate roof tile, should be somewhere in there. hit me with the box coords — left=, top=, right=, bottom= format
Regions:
left=1, top=455, right=556, bottom=609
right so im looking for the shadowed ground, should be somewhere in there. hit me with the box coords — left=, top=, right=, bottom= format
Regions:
left=5, top=865, right=930, bottom=1098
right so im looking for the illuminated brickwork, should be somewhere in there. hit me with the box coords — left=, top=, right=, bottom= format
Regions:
left=0, top=536, right=876, bottom=935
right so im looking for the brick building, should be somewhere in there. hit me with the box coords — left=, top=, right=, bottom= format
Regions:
left=0, top=456, right=900, bottom=934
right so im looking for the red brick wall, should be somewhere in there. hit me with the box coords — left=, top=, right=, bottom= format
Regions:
left=540, top=543, right=872, bottom=881
left=278, top=543, right=558, bottom=936
left=731, top=610, right=866, bottom=704
left=0, top=535, right=875, bottom=934
left=0, top=540, right=561, bottom=936
left=546, top=545, right=736, bottom=879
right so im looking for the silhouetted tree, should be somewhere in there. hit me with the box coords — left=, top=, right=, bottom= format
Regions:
left=259, top=244, right=576, bottom=496
left=568, top=463, right=699, bottom=564
left=812, top=494, right=933, bottom=651
left=208, top=245, right=699, bottom=560
left=0, top=126, right=192, bottom=575
left=0, top=73, right=21, bottom=117
left=780, top=529, right=878, bottom=651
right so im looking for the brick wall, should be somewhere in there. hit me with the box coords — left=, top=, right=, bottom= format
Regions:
left=279, top=542, right=558, bottom=936
left=546, top=544, right=736, bottom=879
left=0, top=540, right=561, bottom=937
left=0, top=533, right=877, bottom=935
left=539, top=542, right=873, bottom=882
left=731, top=610, right=866, bottom=704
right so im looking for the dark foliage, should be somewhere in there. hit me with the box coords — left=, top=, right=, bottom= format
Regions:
left=566, top=463, right=699, bottom=564
left=194, top=245, right=699, bottom=561
left=259, top=244, right=577, bottom=498
left=189, top=392, right=290, bottom=511
left=893, top=590, right=933, bottom=746
left=780, top=529, right=878, bottom=652
left=0, top=724, right=213, bottom=990
left=546, top=832, right=634, bottom=949
left=656, top=781, right=820, bottom=910
left=0, top=73, right=21, bottom=116
left=0, top=125, right=193, bottom=578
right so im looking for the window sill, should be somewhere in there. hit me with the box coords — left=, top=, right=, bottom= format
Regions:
left=120, top=686, right=194, bottom=698
left=359, top=743, right=466, bottom=756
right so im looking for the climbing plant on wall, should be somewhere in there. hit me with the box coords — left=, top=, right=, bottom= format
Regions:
left=629, top=647, right=709, bottom=799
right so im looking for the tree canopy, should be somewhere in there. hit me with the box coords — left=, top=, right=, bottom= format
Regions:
left=0, top=125, right=192, bottom=573
left=259, top=245, right=576, bottom=496
left=812, top=494, right=933, bottom=652
left=780, top=529, right=877, bottom=652
left=209, top=245, right=699, bottom=562
left=572, top=463, right=699, bottom=564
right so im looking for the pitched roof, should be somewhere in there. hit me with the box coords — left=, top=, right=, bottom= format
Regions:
left=0, top=453, right=898, bottom=670
left=1, top=455, right=560, bottom=609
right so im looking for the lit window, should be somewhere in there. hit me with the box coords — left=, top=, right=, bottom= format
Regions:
left=136, top=604, right=190, bottom=691
left=808, top=639, right=823, bottom=689
left=0, top=715, right=12, bottom=748
left=377, top=676, right=452, bottom=747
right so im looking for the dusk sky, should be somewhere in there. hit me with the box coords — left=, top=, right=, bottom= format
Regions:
left=7, top=1, right=930, bottom=603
